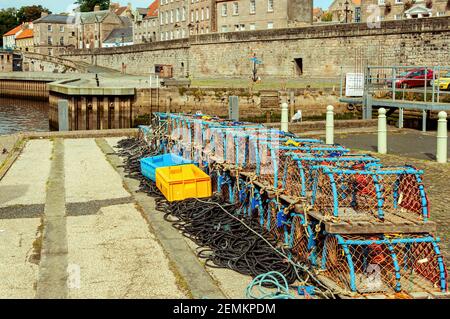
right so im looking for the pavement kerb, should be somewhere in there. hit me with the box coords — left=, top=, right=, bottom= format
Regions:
left=95, top=138, right=226, bottom=299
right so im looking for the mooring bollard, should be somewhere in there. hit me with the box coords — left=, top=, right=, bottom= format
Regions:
left=281, top=102, right=289, bottom=132
left=436, top=111, right=447, bottom=163
left=326, top=105, right=334, bottom=145
left=378, top=108, right=387, bottom=154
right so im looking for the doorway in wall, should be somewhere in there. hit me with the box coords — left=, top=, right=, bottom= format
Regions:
left=294, top=58, right=303, bottom=76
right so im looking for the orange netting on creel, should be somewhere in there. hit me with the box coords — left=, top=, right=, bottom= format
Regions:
left=376, top=169, right=428, bottom=218
left=290, top=215, right=312, bottom=265
left=312, top=170, right=380, bottom=219
left=320, top=235, right=444, bottom=294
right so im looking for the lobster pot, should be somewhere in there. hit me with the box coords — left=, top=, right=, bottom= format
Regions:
left=310, top=166, right=429, bottom=221
left=287, top=214, right=316, bottom=265
left=193, top=120, right=203, bottom=147
left=210, top=128, right=226, bottom=164
left=320, top=234, right=447, bottom=294
left=282, top=154, right=380, bottom=199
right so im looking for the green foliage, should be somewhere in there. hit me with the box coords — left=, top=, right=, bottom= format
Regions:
left=0, top=8, right=18, bottom=46
left=75, top=0, right=111, bottom=12
left=16, top=5, right=51, bottom=23
left=321, top=12, right=333, bottom=22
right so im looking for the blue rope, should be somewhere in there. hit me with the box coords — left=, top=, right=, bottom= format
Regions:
left=245, top=271, right=296, bottom=299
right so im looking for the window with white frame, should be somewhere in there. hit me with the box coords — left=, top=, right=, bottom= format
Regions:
left=170, top=10, right=174, bottom=23
left=48, top=25, right=52, bottom=32
left=176, top=8, right=180, bottom=22
left=182, top=28, right=186, bottom=37
left=59, top=25, right=64, bottom=32
left=176, top=29, right=179, bottom=38
left=378, top=0, right=385, bottom=5
left=170, top=31, right=173, bottom=39
left=233, top=2, right=239, bottom=15
left=394, top=0, right=402, bottom=4
left=201, top=8, right=204, bottom=20
left=206, top=7, right=210, bottom=19
left=165, top=11, right=169, bottom=24
left=161, top=33, right=164, bottom=41
left=182, top=7, right=186, bottom=21
left=221, top=25, right=227, bottom=32
left=437, top=12, right=446, bottom=16
left=161, top=13, right=164, bottom=25
left=249, top=23, right=256, bottom=30
left=267, top=21, right=273, bottom=29
left=206, top=27, right=209, bottom=33
left=394, top=14, right=402, bottom=20
left=222, top=4, right=227, bottom=16
left=267, top=0, right=273, bottom=12
left=195, top=9, right=199, bottom=21
left=191, top=11, right=194, bottom=22
left=250, top=0, right=256, bottom=14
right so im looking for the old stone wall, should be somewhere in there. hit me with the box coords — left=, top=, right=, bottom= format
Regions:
left=62, top=17, right=450, bottom=78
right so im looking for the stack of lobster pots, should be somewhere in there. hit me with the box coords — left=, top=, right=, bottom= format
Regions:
left=143, top=112, right=448, bottom=299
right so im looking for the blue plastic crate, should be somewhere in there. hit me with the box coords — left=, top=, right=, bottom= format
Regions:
left=140, top=153, right=192, bottom=181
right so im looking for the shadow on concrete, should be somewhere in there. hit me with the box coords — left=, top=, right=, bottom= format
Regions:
left=0, top=185, right=30, bottom=206
left=66, top=197, right=132, bottom=216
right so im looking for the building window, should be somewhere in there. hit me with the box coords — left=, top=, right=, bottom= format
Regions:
left=48, top=36, right=52, bottom=45
left=378, top=0, right=385, bottom=5
left=221, top=4, right=227, bottom=16
left=221, top=25, right=228, bottom=32
left=191, top=11, right=194, bottom=22
left=196, top=9, right=199, bottom=21
left=176, top=8, right=180, bottom=22
left=250, top=0, right=256, bottom=14
left=176, top=29, right=179, bottom=38
left=60, top=37, right=64, bottom=45
left=170, top=10, right=174, bottom=23
left=437, top=12, right=446, bottom=16
left=161, top=13, right=164, bottom=25
left=267, top=0, right=273, bottom=12
left=170, top=31, right=173, bottom=40
left=206, top=7, right=210, bottom=19
left=161, top=33, right=164, bottom=41
left=267, top=22, right=273, bottom=29
left=48, top=25, right=52, bottom=32
left=182, top=28, right=186, bottom=37
left=59, top=25, right=64, bottom=32
left=165, top=11, right=169, bottom=24
left=182, top=7, right=186, bottom=21
left=206, top=27, right=209, bottom=33
left=394, top=14, right=402, bottom=20
left=394, top=0, right=402, bottom=3
left=233, top=2, right=239, bottom=15
left=201, top=8, right=204, bottom=21
left=249, top=23, right=256, bottom=30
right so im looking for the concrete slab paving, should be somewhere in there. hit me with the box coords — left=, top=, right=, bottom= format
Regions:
left=0, top=139, right=52, bottom=207
left=64, top=138, right=129, bottom=203
left=0, top=217, right=41, bottom=298
left=66, top=203, right=186, bottom=298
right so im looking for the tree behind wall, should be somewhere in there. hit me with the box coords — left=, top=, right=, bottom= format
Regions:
left=0, top=8, right=18, bottom=47
left=75, top=0, right=111, bottom=12
left=16, top=5, right=51, bottom=24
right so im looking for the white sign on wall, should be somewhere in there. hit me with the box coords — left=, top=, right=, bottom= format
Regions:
left=345, top=73, right=364, bottom=97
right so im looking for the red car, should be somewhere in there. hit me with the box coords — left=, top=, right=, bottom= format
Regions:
left=388, top=68, right=435, bottom=88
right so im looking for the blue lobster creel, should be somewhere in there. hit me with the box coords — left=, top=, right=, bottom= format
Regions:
left=310, top=165, right=430, bottom=221
left=319, top=234, right=447, bottom=294
left=282, top=153, right=381, bottom=198
left=286, top=213, right=318, bottom=265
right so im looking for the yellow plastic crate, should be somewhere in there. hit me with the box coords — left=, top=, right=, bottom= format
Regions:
left=155, top=164, right=212, bottom=202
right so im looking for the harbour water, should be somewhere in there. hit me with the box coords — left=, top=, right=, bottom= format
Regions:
left=0, top=98, right=49, bottom=135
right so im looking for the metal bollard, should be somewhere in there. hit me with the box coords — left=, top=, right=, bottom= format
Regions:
left=378, top=108, right=387, bottom=154
left=281, top=102, right=289, bottom=132
left=436, top=111, right=447, bottom=163
left=326, top=105, right=334, bottom=145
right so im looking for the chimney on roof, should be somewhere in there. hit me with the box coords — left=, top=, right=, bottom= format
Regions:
left=41, top=11, right=49, bottom=18
left=127, top=2, right=132, bottom=10
left=94, top=5, right=100, bottom=12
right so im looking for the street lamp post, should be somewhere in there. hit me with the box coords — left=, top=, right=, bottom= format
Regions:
left=344, top=0, right=351, bottom=23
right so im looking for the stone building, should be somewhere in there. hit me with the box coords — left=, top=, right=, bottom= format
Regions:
left=189, top=0, right=215, bottom=34
left=133, top=0, right=160, bottom=44
left=159, top=0, right=189, bottom=41
left=2, top=25, right=23, bottom=50
left=313, top=7, right=324, bottom=22
left=360, top=0, right=449, bottom=22
left=0, top=50, right=13, bottom=72
left=215, top=0, right=313, bottom=33
left=15, top=26, right=34, bottom=52
left=33, top=13, right=77, bottom=56
left=328, top=0, right=362, bottom=23
left=77, top=5, right=132, bottom=49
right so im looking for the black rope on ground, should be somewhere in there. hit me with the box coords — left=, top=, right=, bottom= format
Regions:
left=115, top=137, right=336, bottom=298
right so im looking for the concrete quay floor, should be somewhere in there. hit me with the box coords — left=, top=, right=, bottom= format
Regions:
left=0, top=138, right=186, bottom=298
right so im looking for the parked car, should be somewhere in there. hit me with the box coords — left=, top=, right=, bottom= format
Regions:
left=387, top=68, right=435, bottom=88
left=432, top=72, right=450, bottom=90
